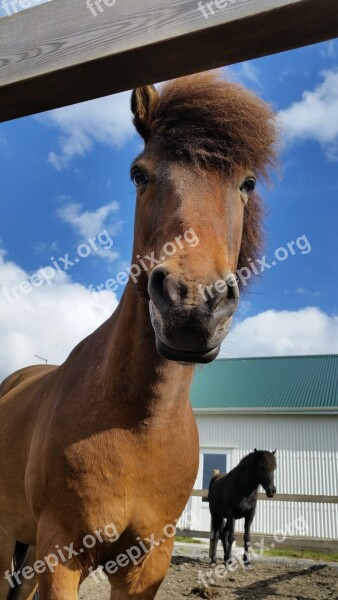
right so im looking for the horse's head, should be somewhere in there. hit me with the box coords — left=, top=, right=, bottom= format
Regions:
left=254, top=449, right=277, bottom=498
left=130, top=72, right=277, bottom=364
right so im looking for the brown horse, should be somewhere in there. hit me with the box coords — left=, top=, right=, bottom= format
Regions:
left=0, top=72, right=277, bottom=599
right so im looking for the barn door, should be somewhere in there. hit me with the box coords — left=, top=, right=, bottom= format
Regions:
left=197, top=449, right=232, bottom=533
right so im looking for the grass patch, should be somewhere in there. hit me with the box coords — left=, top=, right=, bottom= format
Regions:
left=175, top=536, right=202, bottom=544
left=264, top=547, right=338, bottom=562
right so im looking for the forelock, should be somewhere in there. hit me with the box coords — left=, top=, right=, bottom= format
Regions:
left=147, top=71, right=278, bottom=178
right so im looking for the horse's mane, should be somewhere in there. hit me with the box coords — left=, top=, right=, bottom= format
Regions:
left=147, top=71, right=279, bottom=283
left=239, top=450, right=276, bottom=470
left=150, top=71, right=278, bottom=178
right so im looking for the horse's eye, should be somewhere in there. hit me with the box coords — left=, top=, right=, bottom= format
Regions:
left=131, top=167, right=148, bottom=189
left=240, top=177, right=256, bottom=195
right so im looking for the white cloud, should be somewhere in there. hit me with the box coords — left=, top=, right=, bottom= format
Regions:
left=295, top=287, right=321, bottom=298
left=236, top=62, right=262, bottom=88
left=223, top=63, right=262, bottom=89
left=279, top=69, right=338, bottom=161
left=56, top=199, right=122, bottom=262
left=220, top=307, right=338, bottom=358
left=1, top=252, right=336, bottom=384
left=320, top=40, right=337, bottom=59
left=57, top=200, right=120, bottom=238
left=33, top=240, right=60, bottom=256
left=37, top=91, right=135, bottom=170
left=0, top=250, right=118, bottom=383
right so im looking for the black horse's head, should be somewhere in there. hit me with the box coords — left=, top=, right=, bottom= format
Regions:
left=254, top=449, right=277, bottom=498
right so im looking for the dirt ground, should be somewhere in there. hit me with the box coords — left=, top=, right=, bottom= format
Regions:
left=80, top=550, right=338, bottom=600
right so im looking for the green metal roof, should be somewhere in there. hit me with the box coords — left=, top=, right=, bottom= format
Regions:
left=190, top=355, right=338, bottom=411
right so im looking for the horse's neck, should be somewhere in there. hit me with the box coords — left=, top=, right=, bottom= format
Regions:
left=236, top=460, right=259, bottom=497
left=97, top=284, right=194, bottom=423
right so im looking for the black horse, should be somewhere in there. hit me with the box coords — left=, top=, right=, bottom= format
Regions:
left=208, top=449, right=277, bottom=566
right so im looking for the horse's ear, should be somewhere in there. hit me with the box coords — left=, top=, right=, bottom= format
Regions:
left=254, top=448, right=258, bottom=454
left=273, top=449, right=277, bottom=454
left=131, top=85, right=159, bottom=142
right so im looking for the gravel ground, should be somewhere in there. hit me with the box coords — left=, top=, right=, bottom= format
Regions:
left=79, top=544, right=338, bottom=599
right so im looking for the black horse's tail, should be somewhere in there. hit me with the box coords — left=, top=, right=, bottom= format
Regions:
left=208, top=472, right=222, bottom=499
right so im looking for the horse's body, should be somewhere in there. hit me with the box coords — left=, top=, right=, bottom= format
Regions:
left=209, top=450, right=277, bottom=566
left=0, top=72, right=277, bottom=599
left=0, top=316, right=199, bottom=599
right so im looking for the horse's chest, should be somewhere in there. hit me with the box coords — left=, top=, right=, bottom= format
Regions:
left=237, top=496, right=255, bottom=516
left=47, top=425, right=198, bottom=532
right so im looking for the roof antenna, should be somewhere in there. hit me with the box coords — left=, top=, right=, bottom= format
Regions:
left=34, top=354, right=48, bottom=365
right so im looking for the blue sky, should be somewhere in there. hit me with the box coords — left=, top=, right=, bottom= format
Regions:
left=0, top=37, right=338, bottom=377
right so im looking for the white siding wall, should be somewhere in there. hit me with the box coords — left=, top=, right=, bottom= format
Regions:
left=180, top=413, right=338, bottom=539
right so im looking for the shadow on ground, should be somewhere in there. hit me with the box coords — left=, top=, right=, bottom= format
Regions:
left=231, top=564, right=327, bottom=599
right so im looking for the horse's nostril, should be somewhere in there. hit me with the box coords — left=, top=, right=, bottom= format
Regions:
left=148, top=267, right=167, bottom=300
left=149, top=268, right=184, bottom=305
left=226, top=274, right=239, bottom=300
left=207, top=274, right=239, bottom=311
left=149, top=268, right=239, bottom=311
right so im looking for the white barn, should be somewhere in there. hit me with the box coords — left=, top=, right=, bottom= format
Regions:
left=180, top=355, right=338, bottom=542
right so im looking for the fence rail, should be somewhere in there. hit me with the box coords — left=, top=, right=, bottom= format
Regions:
left=178, top=489, right=338, bottom=553
left=191, top=490, right=338, bottom=503
left=1, top=0, right=338, bottom=121
left=176, top=531, right=338, bottom=553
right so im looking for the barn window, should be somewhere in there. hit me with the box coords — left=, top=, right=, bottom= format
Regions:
left=202, top=453, right=227, bottom=501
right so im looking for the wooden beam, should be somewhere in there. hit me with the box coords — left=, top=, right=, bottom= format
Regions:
left=192, top=490, right=338, bottom=503
left=177, top=529, right=212, bottom=539
left=247, top=534, right=338, bottom=552
left=256, top=493, right=338, bottom=504
left=1, top=0, right=338, bottom=122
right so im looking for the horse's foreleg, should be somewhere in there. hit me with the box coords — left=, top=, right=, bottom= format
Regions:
left=108, top=537, right=173, bottom=599
left=243, top=513, right=254, bottom=566
left=222, top=518, right=235, bottom=565
left=36, top=562, right=81, bottom=600
left=35, top=525, right=81, bottom=600
left=209, top=514, right=223, bottom=565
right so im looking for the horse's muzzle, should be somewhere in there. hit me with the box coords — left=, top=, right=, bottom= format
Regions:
left=148, top=267, right=239, bottom=364
left=155, top=337, right=221, bottom=364
left=265, top=486, right=276, bottom=498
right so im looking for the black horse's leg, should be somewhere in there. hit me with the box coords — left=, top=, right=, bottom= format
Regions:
left=226, top=518, right=235, bottom=565
left=220, top=519, right=228, bottom=564
left=243, top=512, right=254, bottom=566
left=8, top=542, right=38, bottom=599
left=210, top=513, right=223, bottom=565
left=221, top=518, right=234, bottom=565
